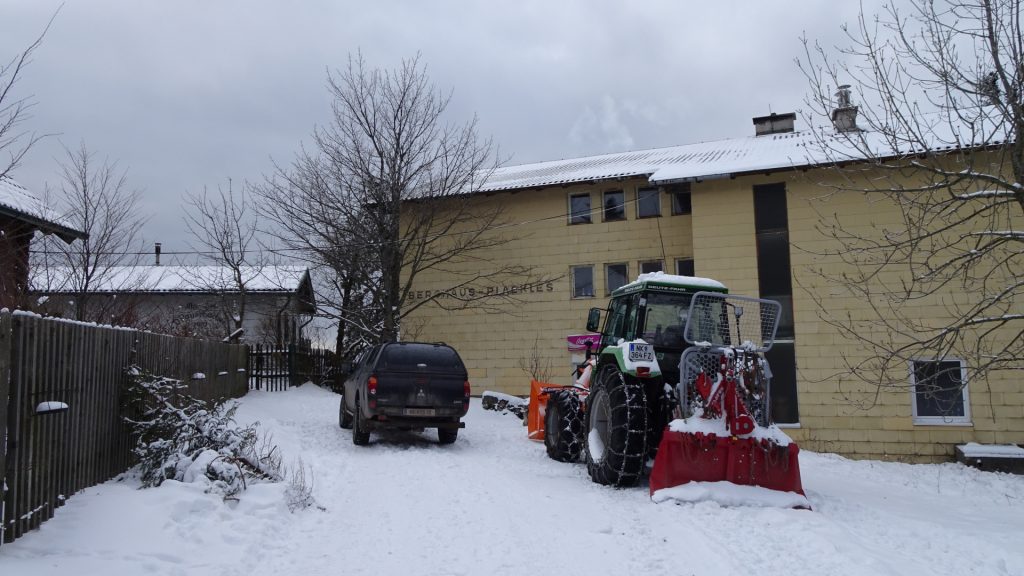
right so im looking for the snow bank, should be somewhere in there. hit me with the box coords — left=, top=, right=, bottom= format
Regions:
left=652, top=480, right=810, bottom=509
left=668, top=417, right=793, bottom=446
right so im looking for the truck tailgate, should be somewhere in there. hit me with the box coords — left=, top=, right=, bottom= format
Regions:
left=374, top=369, right=466, bottom=413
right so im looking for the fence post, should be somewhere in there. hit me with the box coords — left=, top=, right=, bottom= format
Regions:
left=0, top=312, right=10, bottom=547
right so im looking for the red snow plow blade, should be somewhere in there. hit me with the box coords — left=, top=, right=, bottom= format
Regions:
left=649, top=431, right=806, bottom=499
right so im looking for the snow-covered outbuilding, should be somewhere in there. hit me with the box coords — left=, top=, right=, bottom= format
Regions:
left=0, top=176, right=86, bottom=310
left=33, top=264, right=316, bottom=346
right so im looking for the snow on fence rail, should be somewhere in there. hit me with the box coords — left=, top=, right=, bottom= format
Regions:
left=0, top=311, right=248, bottom=546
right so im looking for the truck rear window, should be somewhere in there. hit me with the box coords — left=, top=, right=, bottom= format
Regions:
left=379, top=344, right=465, bottom=371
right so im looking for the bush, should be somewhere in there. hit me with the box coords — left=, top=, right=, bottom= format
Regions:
left=123, top=366, right=281, bottom=498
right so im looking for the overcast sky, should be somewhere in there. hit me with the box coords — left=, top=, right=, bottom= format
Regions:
left=1, top=0, right=884, bottom=258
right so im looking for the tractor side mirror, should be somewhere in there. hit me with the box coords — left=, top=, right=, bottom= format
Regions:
left=586, top=308, right=602, bottom=332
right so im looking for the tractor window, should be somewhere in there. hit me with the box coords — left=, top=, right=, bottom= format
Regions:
left=640, top=292, right=692, bottom=348
left=602, top=296, right=634, bottom=342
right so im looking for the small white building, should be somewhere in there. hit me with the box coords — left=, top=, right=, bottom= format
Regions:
left=33, top=265, right=316, bottom=345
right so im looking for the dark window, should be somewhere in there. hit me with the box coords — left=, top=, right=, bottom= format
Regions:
left=675, top=258, right=695, bottom=277
left=670, top=183, right=692, bottom=215
left=569, top=193, right=591, bottom=224
left=753, top=184, right=788, bottom=231
left=603, top=190, right=625, bottom=221
left=640, top=260, right=663, bottom=275
left=756, top=232, right=794, bottom=297
left=753, top=182, right=798, bottom=421
left=572, top=266, right=594, bottom=298
left=637, top=187, right=661, bottom=218
left=379, top=343, right=465, bottom=371
left=606, top=263, right=628, bottom=293
left=764, top=343, right=799, bottom=424
left=912, top=360, right=969, bottom=422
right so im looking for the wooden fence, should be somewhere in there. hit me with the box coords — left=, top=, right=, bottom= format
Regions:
left=248, top=344, right=335, bottom=391
left=0, top=310, right=248, bottom=546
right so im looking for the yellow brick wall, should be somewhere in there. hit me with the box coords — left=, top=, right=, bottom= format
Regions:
left=403, top=178, right=694, bottom=395
left=401, top=168, right=1023, bottom=462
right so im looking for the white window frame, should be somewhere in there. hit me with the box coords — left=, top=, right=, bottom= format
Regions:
left=909, top=358, right=972, bottom=425
left=568, top=192, right=592, bottom=225
left=605, top=263, right=628, bottom=294
left=675, top=258, right=695, bottom=277
left=636, top=186, right=661, bottom=218
left=639, top=260, right=663, bottom=275
left=602, top=189, right=626, bottom=222
left=571, top=265, right=595, bottom=298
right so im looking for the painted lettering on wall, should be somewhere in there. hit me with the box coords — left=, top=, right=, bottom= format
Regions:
left=407, top=282, right=556, bottom=302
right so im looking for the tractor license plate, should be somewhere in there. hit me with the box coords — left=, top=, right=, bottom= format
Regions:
left=628, top=343, right=654, bottom=362
left=404, top=408, right=436, bottom=417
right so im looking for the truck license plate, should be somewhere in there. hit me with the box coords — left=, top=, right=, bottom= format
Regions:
left=628, top=343, right=654, bottom=362
left=404, top=408, right=436, bottom=417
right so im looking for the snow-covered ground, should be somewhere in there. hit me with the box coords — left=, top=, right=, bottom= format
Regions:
left=1, top=384, right=1022, bottom=576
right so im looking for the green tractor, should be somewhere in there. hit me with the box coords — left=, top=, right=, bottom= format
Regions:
left=545, top=272, right=799, bottom=495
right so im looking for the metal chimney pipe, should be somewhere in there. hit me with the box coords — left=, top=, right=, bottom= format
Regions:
left=155, top=242, right=162, bottom=266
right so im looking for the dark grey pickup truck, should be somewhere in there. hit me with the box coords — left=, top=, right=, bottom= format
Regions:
left=339, top=342, right=470, bottom=445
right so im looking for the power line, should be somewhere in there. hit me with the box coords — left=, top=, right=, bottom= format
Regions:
left=28, top=186, right=662, bottom=257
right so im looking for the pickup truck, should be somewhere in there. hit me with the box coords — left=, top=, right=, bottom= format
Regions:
left=339, top=342, right=470, bottom=445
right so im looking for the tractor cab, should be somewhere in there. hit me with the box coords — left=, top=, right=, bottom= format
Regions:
left=586, top=273, right=729, bottom=388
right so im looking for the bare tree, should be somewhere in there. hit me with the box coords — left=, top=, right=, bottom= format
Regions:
left=35, top=141, right=147, bottom=322
left=184, top=180, right=266, bottom=338
left=0, top=11, right=56, bottom=179
left=257, top=53, right=541, bottom=350
left=255, top=151, right=379, bottom=359
left=798, top=0, right=1023, bottom=412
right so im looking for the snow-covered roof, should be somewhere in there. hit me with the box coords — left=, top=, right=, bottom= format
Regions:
left=477, top=128, right=975, bottom=193
left=629, top=272, right=727, bottom=291
left=0, top=175, right=85, bottom=241
left=33, top=265, right=311, bottom=294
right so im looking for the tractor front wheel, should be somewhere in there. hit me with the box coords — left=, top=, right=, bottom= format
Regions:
left=544, top=389, right=583, bottom=462
left=585, top=367, right=648, bottom=487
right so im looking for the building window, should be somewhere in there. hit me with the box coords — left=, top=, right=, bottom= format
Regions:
left=571, top=265, right=594, bottom=298
left=754, top=182, right=798, bottom=424
left=640, top=260, right=663, bottom=275
left=670, top=183, right=692, bottom=215
left=911, top=359, right=971, bottom=425
left=675, top=258, right=695, bottom=277
left=569, top=193, right=591, bottom=224
left=606, top=263, right=628, bottom=294
left=637, top=187, right=661, bottom=218
left=603, top=190, right=625, bottom=221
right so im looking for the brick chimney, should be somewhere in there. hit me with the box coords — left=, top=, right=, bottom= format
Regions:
left=752, top=112, right=796, bottom=136
left=831, top=85, right=860, bottom=132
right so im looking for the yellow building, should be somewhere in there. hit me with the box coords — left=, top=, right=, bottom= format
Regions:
left=402, top=111, right=1021, bottom=462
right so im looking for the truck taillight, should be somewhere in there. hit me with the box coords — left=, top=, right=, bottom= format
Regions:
left=464, top=380, right=471, bottom=398
left=368, top=375, right=378, bottom=395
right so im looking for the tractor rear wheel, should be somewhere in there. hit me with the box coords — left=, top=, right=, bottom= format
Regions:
left=584, top=367, right=648, bottom=487
left=544, top=389, right=583, bottom=462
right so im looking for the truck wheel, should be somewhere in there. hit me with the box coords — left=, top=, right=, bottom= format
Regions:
left=438, top=427, right=458, bottom=444
left=339, top=396, right=353, bottom=429
left=545, top=389, right=583, bottom=462
left=584, top=367, right=648, bottom=487
left=352, top=397, right=370, bottom=446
